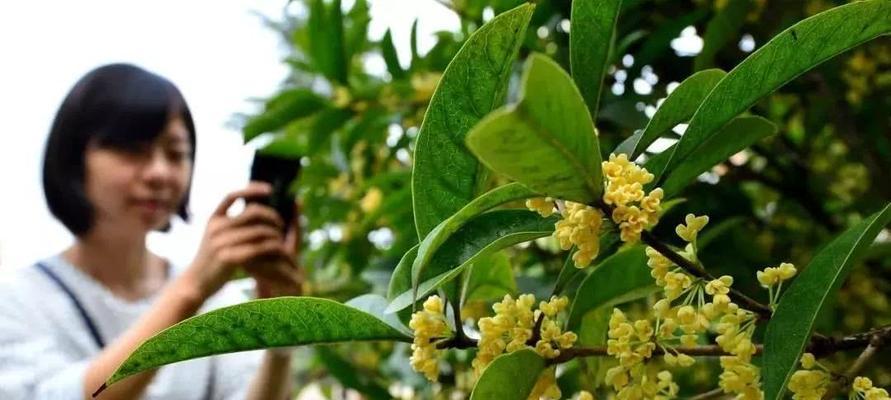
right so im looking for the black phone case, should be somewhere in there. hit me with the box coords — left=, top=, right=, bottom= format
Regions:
left=248, top=151, right=301, bottom=232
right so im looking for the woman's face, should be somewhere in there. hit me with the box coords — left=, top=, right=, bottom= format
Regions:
left=83, top=117, right=193, bottom=235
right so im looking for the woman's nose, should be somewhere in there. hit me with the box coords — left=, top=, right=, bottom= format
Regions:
left=142, top=149, right=176, bottom=185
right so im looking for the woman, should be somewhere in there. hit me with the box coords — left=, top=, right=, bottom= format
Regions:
left=0, top=64, right=302, bottom=399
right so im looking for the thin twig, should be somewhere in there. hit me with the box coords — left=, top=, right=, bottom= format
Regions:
left=688, top=388, right=727, bottom=400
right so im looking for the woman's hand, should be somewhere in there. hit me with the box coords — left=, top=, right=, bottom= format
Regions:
left=246, top=201, right=304, bottom=298
left=184, top=182, right=288, bottom=300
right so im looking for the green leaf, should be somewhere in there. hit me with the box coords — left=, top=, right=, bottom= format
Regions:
left=763, top=203, right=891, bottom=400
left=412, top=183, right=537, bottom=293
left=381, top=29, right=406, bottom=79
left=387, top=210, right=556, bottom=313
left=409, top=19, right=420, bottom=70
left=660, top=116, right=777, bottom=198
left=614, top=69, right=726, bottom=158
left=567, top=246, right=659, bottom=330
left=693, top=0, right=751, bottom=71
left=412, top=4, right=535, bottom=239
left=308, top=0, right=348, bottom=84
left=243, top=89, right=328, bottom=142
left=466, top=54, right=603, bottom=203
left=463, top=252, right=516, bottom=303
left=105, top=297, right=411, bottom=386
left=315, top=346, right=391, bottom=400
left=657, top=1, right=891, bottom=183
left=469, top=349, right=546, bottom=399
left=570, top=0, right=621, bottom=118
left=552, top=229, right=622, bottom=296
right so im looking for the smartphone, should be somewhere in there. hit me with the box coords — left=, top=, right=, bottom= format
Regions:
left=248, top=151, right=302, bottom=232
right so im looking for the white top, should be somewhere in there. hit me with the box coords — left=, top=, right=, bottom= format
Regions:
left=0, top=255, right=263, bottom=400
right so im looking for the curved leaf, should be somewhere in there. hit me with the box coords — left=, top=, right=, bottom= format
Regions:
left=694, top=0, right=751, bottom=71
left=381, top=29, right=405, bottom=79
left=412, top=183, right=538, bottom=291
left=345, top=294, right=412, bottom=336
left=660, top=116, right=776, bottom=197
left=412, top=4, right=535, bottom=238
left=614, top=69, right=726, bottom=158
left=243, top=89, right=328, bottom=142
left=570, top=0, right=622, bottom=118
left=469, top=349, right=545, bottom=400
left=567, top=246, right=658, bottom=330
left=763, top=203, right=891, bottom=400
left=657, top=1, right=891, bottom=182
left=105, top=297, right=411, bottom=387
left=466, top=54, right=603, bottom=203
left=308, top=0, right=348, bottom=84
left=387, top=209, right=556, bottom=313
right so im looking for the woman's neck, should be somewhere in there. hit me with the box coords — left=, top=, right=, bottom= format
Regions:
left=63, top=226, right=167, bottom=301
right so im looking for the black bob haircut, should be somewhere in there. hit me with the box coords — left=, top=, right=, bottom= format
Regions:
left=42, top=63, right=197, bottom=236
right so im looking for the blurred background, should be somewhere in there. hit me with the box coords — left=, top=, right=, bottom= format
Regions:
left=2, top=0, right=889, bottom=398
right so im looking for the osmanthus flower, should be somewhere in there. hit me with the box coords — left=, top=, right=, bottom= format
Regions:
left=527, top=366, right=562, bottom=400
left=408, top=295, right=451, bottom=381
left=573, top=390, right=595, bottom=400
left=851, top=376, right=891, bottom=400
left=787, top=352, right=832, bottom=400
left=602, top=154, right=664, bottom=243
left=527, top=198, right=604, bottom=268
left=675, top=214, right=709, bottom=243
left=472, top=294, right=576, bottom=378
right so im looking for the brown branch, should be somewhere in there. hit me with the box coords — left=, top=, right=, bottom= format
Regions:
left=595, top=202, right=774, bottom=320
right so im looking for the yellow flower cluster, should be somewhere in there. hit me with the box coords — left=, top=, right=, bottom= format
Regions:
left=573, top=390, right=595, bottom=400
left=787, top=352, right=830, bottom=400
left=473, top=294, right=536, bottom=376
left=526, top=197, right=556, bottom=218
left=647, top=247, right=694, bottom=302
left=473, top=294, right=576, bottom=377
left=719, top=356, right=762, bottom=400
left=605, top=308, right=680, bottom=399
left=842, top=47, right=890, bottom=105
left=553, top=201, right=604, bottom=268
left=408, top=295, right=450, bottom=381
left=602, top=154, right=664, bottom=243
left=851, top=376, right=891, bottom=400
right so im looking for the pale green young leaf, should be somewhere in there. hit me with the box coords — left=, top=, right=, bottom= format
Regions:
left=763, top=203, right=891, bottom=400
left=466, top=54, right=602, bottom=203
left=469, top=349, right=546, bottom=400
left=570, top=0, right=622, bottom=118
left=657, top=1, right=891, bottom=183
left=412, top=4, right=535, bottom=238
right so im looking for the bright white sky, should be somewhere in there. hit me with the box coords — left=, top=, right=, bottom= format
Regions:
left=0, top=0, right=458, bottom=270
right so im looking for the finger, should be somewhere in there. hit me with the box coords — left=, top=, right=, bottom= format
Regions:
left=227, top=203, right=284, bottom=230
left=212, top=183, right=273, bottom=217
left=214, top=225, right=282, bottom=249
left=218, top=238, right=286, bottom=266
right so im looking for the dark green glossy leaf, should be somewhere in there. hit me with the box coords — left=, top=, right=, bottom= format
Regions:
left=614, top=69, right=726, bottom=158
left=412, top=4, right=535, bottom=238
left=694, top=0, right=751, bottom=71
left=660, top=116, right=776, bottom=198
left=412, top=183, right=537, bottom=293
left=243, top=89, right=328, bottom=142
left=387, top=210, right=556, bottom=313
left=567, top=246, right=658, bottom=330
left=106, top=297, right=411, bottom=386
left=463, top=252, right=516, bottom=303
left=466, top=54, right=603, bottom=203
left=657, top=1, right=891, bottom=183
left=570, top=0, right=621, bottom=118
left=469, top=349, right=545, bottom=399
left=763, top=203, right=891, bottom=400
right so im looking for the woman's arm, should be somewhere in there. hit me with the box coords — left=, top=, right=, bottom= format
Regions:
left=244, top=351, right=294, bottom=400
left=85, top=271, right=205, bottom=399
